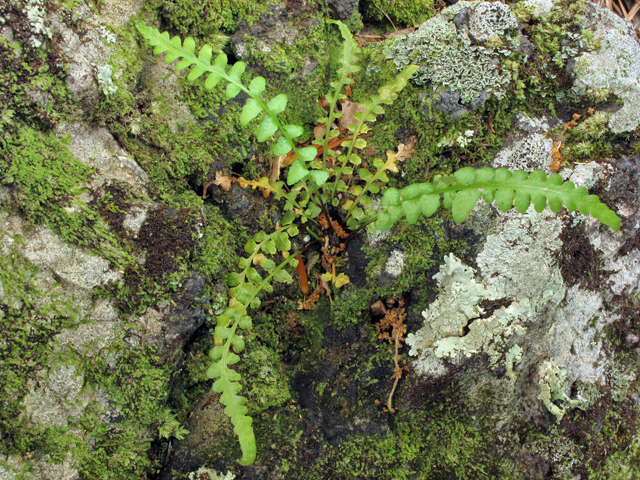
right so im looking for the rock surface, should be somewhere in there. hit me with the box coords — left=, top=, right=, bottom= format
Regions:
left=2, top=0, right=640, bottom=479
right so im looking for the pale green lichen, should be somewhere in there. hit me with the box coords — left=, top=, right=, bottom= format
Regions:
left=25, top=0, right=51, bottom=48
left=571, top=3, right=640, bottom=133
left=537, top=359, right=583, bottom=422
left=187, top=468, right=235, bottom=480
left=505, top=344, right=523, bottom=381
left=384, top=1, right=520, bottom=104
left=406, top=254, right=529, bottom=375
left=94, top=64, right=118, bottom=96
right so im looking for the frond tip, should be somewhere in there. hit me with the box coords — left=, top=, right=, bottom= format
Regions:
left=376, top=167, right=621, bottom=232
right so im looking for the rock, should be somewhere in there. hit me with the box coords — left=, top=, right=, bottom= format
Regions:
left=328, top=0, right=359, bottom=20
left=571, top=3, right=640, bottom=133
left=384, top=1, right=521, bottom=106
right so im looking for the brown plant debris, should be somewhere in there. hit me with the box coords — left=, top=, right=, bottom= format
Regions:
left=374, top=298, right=409, bottom=413
left=549, top=140, right=564, bottom=173
left=317, top=213, right=349, bottom=239
left=298, top=284, right=323, bottom=310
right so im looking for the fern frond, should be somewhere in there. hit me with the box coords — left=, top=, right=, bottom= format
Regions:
left=331, top=64, right=419, bottom=197
left=136, top=22, right=322, bottom=187
left=325, top=19, right=361, bottom=102
left=375, top=167, right=621, bottom=232
left=206, top=227, right=299, bottom=465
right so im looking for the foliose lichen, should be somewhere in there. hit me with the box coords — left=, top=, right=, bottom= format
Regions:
left=384, top=1, right=521, bottom=105
left=571, top=3, right=640, bottom=133
left=406, top=254, right=529, bottom=375
left=537, top=359, right=584, bottom=422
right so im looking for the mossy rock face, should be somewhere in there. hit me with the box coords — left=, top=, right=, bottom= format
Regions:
left=2, top=0, right=640, bottom=478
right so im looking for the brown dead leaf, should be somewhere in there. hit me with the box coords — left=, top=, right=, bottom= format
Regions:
left=202, top=180, right=215, bottom=199
left=253, top=253, right=268, bottom=266
left=339, top=100, right=366, bottom=131
left=212, top=171, right=232, bottom=191
left=362, top=146, right=377, bottom=157
left=268, top=155, right=285, bottom=186
left=314, top=124, right=326, bottom=140
left=395, top=135, right=417, bottom=162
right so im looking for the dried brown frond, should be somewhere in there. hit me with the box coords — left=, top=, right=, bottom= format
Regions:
left=298, top=284, right=323, bottom=310
left=373, top=299, right=410, bottom=413
left=549, top=141, right=564, bottom=173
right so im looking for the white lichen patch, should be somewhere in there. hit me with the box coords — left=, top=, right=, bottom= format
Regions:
left=407, top=254, right=529, bottom=375
left=467, top=2, right=520, bottom=43
left=545, top=286, right=609, bottom=385
left=94, top=63, right=118, bottom=95
left=572, top=3, right=640, bottom=133
left=477, top=207, right=564, bottom=305
left=537, top=360, right=583, bottom=422
left=383, top=249, right=405, bottom=278
left=492, top=133, right=554, bottom=173
left=606, top=248, right=640, bottom=295
left=25, top=0, right=52, bottom=47
left=523, top=0, right=554, bottom=18
left=384, top=1, right=519, bottom=105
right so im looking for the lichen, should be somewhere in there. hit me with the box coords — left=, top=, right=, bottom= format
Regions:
left=407, top=254, right=529, bottom=375
left=384, top=1, right=520, bottom=105
left=571, top=3, right=640, bottom=133
left=537, top=359, right=584, bottom=422
left=94, top=63, right=117, bottom=95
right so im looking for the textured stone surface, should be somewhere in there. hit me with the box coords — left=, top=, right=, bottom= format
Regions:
left=384, top=1, right=520, bottom=105
left=572, top=2, right=640, bottom=133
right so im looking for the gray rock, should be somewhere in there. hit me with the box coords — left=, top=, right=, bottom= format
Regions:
left=328, top=0, right=359, bottom=20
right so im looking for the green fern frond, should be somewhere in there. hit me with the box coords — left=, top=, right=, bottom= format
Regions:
left=376, top=167, right=621, bottom=232
left=205, top=227, right=299, bottom=465
left=331, top=64, right=419, bottom=197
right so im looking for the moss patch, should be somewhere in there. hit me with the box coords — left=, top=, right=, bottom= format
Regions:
left=0, top=126, right=130, bottom=264
left=0, top=234, right=80, bottom=455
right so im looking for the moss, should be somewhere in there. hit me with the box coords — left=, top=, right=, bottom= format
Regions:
left=77, top=344, right=183, bottom=479
left=360, top=0, right=435, bottom=29
left=0, top=1, right=73, bottom=131
left=0, top=126, right=130, bottom=264
left=0, top=233, right=81, bottom=455
left=145, top=0, right=276, bottom=38
left=97, top=195, right=223, bottom=316
left=238, top=345, right=291, bottom=415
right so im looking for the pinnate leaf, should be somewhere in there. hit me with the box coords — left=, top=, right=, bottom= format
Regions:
left=376, top=167, right=620, bottom=231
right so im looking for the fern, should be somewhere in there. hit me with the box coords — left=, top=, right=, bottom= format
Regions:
left=134, top=19, right=621, bottom=466
left=375, top=166, right=621, bottom=232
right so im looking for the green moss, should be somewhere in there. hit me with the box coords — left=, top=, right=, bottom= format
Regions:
left=145, top=0, right=276, bottom=38
left=0, top=126, right=130, bottom=264
left=0, top=2, right=73, bottom=131
left=78, top=344, right=182, bottom=479
left=360, top=0, right=434, bottom=29
left=0, top=234, right=80, bottom=455
left=239, top=345, right=291, bottom=415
